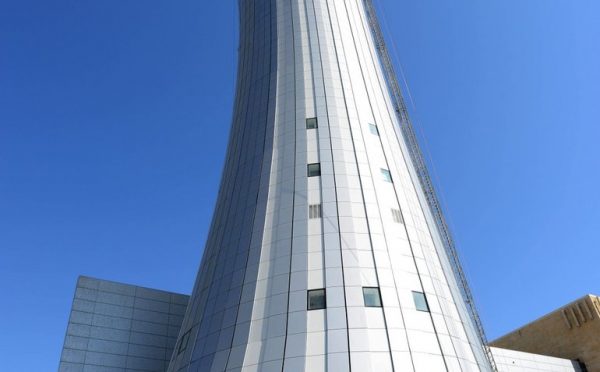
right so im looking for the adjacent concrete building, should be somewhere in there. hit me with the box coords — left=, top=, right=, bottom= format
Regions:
left=491, top=295, right=600, bottom=372
left=59, top=277, right=189, bottom=372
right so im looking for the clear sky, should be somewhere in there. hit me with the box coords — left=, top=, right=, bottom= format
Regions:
left=1, top=1, right=598, bottom=370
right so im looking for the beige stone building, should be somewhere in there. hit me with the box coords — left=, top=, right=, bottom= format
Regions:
left=491, top=294, right=600, bottom=372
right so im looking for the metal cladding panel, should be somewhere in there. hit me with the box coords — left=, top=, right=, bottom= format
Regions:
left=167, top=1, right=493, bottom=371
left=59, top=276, right=189, bottom=372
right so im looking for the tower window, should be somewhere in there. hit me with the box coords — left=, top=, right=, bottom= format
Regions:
left=412, top=291, right=430, bottom=312
left=308, top=163, right=321, bottom=177
left=381, top=169, right=392, bottom=183
left=309, top=204, right=322, bottom=219
left=363, top=287, right=382, bottom=307
left=369, top=123, right=379, bottom=136
left=306, top=117, right=318, bottom=129
left=391, top=209, right=404, bottom=224
left=308, top=289, right=326, bottom=310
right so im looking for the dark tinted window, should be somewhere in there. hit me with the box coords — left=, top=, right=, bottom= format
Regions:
left=308, top=163, right=321, bottom=177
left=363, top=287, right=382, bottom=307
left=308, top=289, right=326, bottom=310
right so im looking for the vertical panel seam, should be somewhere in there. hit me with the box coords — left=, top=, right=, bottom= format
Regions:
left=282, top=0, right=298, bottom=369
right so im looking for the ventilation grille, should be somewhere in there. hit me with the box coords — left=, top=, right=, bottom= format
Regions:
left=391, top=208, right=404, bottom=224
left=309, top=204, right=322, bottom=219
left=562, top=299, right=596, bottom=329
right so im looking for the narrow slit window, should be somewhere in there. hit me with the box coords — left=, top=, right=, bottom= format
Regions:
left=391, top=208, right=404, bottom=224
left=412, top=291, right=430, bottom=312
left=309, top=204, right=322, bottom=219
left=369, top=123, right=379, bottom=136
left=363, top=287, right=382, bottom=307
left=381, top=169, right=392, bottom=183
left=178, top=330, right=191, bottom=354
left=306, top=117, right=318, bottom=129
left=308, top=289, right=326, bottom=310
left=308, top=163, right=321, bottom=177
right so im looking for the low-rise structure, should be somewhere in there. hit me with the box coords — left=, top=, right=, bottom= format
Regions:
left=60, top=278, right=594, bottom=372
left=491, top=295, right=600, bottom=372
left=59, top=276, right=189, bottom=372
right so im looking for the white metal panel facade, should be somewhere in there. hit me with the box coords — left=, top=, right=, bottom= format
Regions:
left=167, top=1, right=492, bottom=371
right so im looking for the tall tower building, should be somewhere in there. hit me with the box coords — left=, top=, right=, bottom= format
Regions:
left=168, top=1, right=494, bottom=371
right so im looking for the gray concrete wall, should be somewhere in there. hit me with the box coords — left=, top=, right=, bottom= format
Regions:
left=59, top=276, right=188, bottom=372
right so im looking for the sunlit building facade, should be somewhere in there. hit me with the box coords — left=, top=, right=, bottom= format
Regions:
left=166, top=0, right=494, bottom=371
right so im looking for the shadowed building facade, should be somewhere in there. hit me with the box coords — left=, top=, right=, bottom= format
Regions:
left=59, top=277, right=189, bottom=372
left=166, top=0, right=494, bottom=371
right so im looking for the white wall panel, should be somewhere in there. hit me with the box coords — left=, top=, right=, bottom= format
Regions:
left=491, top=347, right=582, bottom=372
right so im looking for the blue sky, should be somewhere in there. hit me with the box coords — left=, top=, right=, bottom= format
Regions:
left=0, top=1, right=598, bottom=370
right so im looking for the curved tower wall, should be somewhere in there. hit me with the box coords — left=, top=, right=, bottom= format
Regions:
left=168, top=0, right=492, bottom=371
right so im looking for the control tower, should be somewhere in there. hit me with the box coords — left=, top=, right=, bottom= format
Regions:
left=167, top=1, right=495, bottom=371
